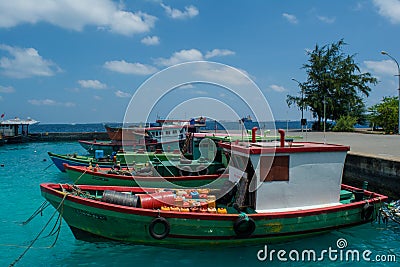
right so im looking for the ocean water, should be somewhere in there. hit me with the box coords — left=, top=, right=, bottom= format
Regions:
left=28, top=120, right=315, bottom=134
left=0, top=136, right=399, bottom=266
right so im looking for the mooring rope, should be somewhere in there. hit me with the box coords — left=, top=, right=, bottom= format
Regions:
left=73, top=167, right=89, bottom=184
left=42, top=202, right=64, bottom=249
left=41, top=210, right=62, bottom=239
left=9, top=192, right=68, bottom=267
left=43, top=162, right=55, bottom=171
left=21, top=201, right=50, bottom=225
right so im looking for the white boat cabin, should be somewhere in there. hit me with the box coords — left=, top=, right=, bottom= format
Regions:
left=220, top=130, right=349, bottom=212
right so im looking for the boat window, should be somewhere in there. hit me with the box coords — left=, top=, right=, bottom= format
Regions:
left=166, top=131, right=170, bottom=135
left=260, top=156, right=289, bottom=182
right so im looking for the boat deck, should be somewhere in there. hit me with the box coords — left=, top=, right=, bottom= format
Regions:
left=59, top=186, right=357, bottom=215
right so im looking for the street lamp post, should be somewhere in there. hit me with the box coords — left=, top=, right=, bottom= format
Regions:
left=291, top=78, right=305, bottom=132
left=381, top=51, right=400, bottom=134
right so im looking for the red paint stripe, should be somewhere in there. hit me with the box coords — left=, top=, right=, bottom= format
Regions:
left=218, top=142, right=350, bottom=154
left=40, top=183, right=387, bottom=221
left=64, top=164, right=226, bottom=182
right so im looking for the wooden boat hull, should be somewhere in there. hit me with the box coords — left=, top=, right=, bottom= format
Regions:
left=104, top=125, right=186, bottom=148
left=48, top=152, right=118, bottom=172
left=40, top=183, right=387, bottom=248
left=105, top=125, right=147, bottom=142
left=48, top=151, right=183, bottom=172
left=64, top=164, right=227, bottom=188
left=78, top=140, right=155, bottom=155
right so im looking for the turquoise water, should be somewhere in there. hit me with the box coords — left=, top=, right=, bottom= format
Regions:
left=1, top=141, right=399, bottom=267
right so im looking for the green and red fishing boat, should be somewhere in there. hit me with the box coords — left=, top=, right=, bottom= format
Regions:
left=40, top=130, right=388, bottom=247
left=64, top=165, right=228, bottom=187
left=48, top=150, right=185, bottom=172
left=63, top=155, right=227, bottom=188
left=78, top=139, right=157, bottom=155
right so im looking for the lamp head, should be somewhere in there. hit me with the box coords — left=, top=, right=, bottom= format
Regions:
left=291, top=78, right=300, bottom=84
left=381, top=51, right=388, bottom=55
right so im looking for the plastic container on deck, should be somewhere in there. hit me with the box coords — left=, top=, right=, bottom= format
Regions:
left=102, top=190, right=139, bottom=207
left=207, top=195, right=216, bottom=208
left=353, top=189, right=364, bottom=201
left=190, top=191, right=199, bottom=199
left=138, top=192, right=175, bottom=209
left=95, top=150, right=104, bottom=159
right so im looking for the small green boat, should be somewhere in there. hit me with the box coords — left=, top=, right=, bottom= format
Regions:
left=40, top=183, right=386, bottom=247
left=48, top=150, right=185, bottom=172
left=63, top=156, right=227, bottom=188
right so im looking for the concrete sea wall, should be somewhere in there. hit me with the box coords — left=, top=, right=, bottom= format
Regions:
left=29, top=132, right=109, bottom=141
left=343, top=153, right=400, bottom=199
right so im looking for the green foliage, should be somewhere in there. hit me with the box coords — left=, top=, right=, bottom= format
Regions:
left=368, top=96, right=399, bottom=134
left=311, top=121, right=333, bottom=131
left=332, top=115, right=358, bottom=132
left=287, top=39, right=377, bottom=131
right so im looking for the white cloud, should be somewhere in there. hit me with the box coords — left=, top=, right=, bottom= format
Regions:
left=282, top=13, right=298, bottom=24
left=269, top=84, right=287, bottom=92
left=317, top=16, right=335, bottom=24
left=364, top=59, right=398, bottom=76
left=78, top=79, right=107, bottom=89
left=373, top=0, right=400, bottom=24
left=0, top=85, right=15, bottom=93
left=104, top=60, right=158, bottom=75
left=154, top=49, right=203, bottom=66
left=161, top=3, right=199, bottom=19
left=0, top=0, right=157, bottom=36
left=66, top=87, right=80, bottom=93
left=205, top=49, right=235, bottom=59
left=193, top=64, right=253, bottom=86
left=0, top=44, right=60, bottom=78
left=153, top=48, right=235, bottom=67
left=64, top=102, right=76, bottom=107
left=141, top=36, right=160, bottom=46
left=192, top=90, right=208, bottom=95
left=115, top=90, right=131, bottom=98
left=178, top=84, right=195, bottom=89
left=108, top=11, right=157, bottom=36
left=352, top=2, right=364, bottom=11
left=28, top=99, right=75, bottom=107
left=94, top=95, right=102, bottom=100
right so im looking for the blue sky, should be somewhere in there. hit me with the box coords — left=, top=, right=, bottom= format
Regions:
left=0, top=0, right=400, bottom=124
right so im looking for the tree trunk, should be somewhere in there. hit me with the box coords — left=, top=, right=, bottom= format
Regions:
left=317, top=116, right=321, bottom=131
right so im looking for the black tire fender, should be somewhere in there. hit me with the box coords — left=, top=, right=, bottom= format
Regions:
left=361, top=203, right=374, bottom=221
left=196, top=165, right=209, bottom=175
left=179, top=166, right=197, bottom=176
left=233, top=216, right=256, bottom=237
left=216, top=168, right=226, bottom=175
left=149, top=217, right=170, bottom=240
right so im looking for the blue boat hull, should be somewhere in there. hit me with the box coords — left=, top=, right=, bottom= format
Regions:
left=48, top=152, right=115, bottom=172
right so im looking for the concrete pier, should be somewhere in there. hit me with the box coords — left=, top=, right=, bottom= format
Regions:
left=28, top=132, right=109, bottom=141
left=296, top=131, right=400, bottom=199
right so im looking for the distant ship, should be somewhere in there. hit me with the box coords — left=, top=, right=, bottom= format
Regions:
left=241, top=115, right=253, bottom=123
